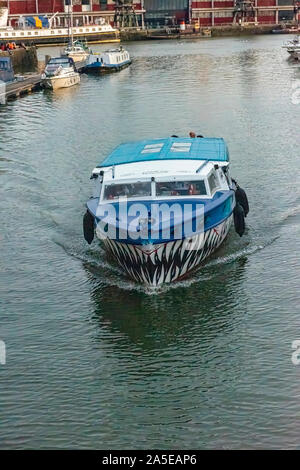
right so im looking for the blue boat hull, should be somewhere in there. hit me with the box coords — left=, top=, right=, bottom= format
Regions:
left=83, top=59, right=132, bottom=74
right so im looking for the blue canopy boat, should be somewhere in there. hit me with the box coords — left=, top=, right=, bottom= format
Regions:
left=83, top=137, right=249, bottom=286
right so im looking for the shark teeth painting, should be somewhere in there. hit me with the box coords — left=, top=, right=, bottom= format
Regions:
left=102, top=217, right=232, bottom=286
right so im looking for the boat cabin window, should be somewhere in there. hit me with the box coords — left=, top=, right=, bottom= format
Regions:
left=48, top=58, right=70, bottom=68
left=156, top=180, right=207, bottom=197
left=103, top=182, right=152, bottom=200
left=208, top=172, right=220, bottom=194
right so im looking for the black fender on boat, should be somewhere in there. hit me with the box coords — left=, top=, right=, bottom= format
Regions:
left=235, top=185, right=249, bottom=217
left=83, top=210, right=95, bottom=244
left=233, top=202, right=245, bottom=237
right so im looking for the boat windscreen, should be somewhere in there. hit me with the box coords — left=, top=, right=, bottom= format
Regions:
left=156, top=180, right=207, bottom=197
left=103, top=182, right=152, bottom=200
left=49, top=58, right=70, bottom=67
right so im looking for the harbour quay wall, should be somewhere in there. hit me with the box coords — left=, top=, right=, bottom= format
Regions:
left=120, top=24, right=276, bottom=41
left=210, top=24, right=275, bottom=36
left=119, top=29, right=149, bottom=41
left=0, top=46, right=38, bottom=72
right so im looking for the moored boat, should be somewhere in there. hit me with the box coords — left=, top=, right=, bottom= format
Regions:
left=83, top=46, right=131, bottom=73
left=83, top=137, right=249, bottom=286
left=41, top=56, right=80, bottom=90
left=62, top=3, right=91, bottom=63
left=0, top=23, right=119, bottom=46
left=63, top=40, right=90, bottom=62
left=282, top=36, right=300, bottom=58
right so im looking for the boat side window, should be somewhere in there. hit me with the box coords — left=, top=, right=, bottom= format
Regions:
left=208, top=172, right=220, bottom=194
left=156, top=180, right=207, bottom=197
left=103, top=182, right=152, bottom=200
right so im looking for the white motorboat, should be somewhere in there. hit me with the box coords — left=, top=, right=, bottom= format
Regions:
left=282, top=36, right=300, bottom=58
left=63, top=40, right=90, bottom=62
left=42, top=56, right=80, bottom=90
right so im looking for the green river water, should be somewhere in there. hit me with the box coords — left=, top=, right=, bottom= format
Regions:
left=0, top=35, right=300, bottom=449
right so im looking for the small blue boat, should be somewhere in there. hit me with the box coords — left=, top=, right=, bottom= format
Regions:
left=83, top=46, right=131, bottom=74
left=83, top=137, right=249, bottom=286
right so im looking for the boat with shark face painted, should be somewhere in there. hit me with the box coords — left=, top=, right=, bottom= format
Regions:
left=83, top=137, right=249, bottom=286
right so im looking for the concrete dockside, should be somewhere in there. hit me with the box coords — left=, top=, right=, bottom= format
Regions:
left=119, top=24, right=279, bottom=41
left=0, top=47, right=40, bottom=104
left=0, top=46, right=38, bottom=72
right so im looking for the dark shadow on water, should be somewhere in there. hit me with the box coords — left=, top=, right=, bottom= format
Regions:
left=85, top=255, right=248, bottom=353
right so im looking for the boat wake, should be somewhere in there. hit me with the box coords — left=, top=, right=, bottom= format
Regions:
left=278, top=205, right=300, bottom=226
left=54, top=231, right=279, bottom=295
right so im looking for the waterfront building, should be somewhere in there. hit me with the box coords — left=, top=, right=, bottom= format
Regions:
left=0, top=0, right=299, bottom=28
left=2, top=1, right=145, bottom=28
left=190, top=0, right=300, bottom=27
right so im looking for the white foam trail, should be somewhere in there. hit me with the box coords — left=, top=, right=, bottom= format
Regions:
left=56, top=233, right=280, bottom=296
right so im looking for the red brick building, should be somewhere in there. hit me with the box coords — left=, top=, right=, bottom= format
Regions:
left=5, top=1, right=145, bottom=27
left=191, top=0, right=300, bottom=27
left=3, top=0, right=300, bottom=27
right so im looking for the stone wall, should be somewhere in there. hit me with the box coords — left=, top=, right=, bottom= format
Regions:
left=0, top=46, right=38, bottom=73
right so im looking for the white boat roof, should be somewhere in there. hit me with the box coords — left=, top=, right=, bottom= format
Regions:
left=94, top=159, right=223, bottom=184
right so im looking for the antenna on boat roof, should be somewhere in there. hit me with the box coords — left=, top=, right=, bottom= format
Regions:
left=112, top=165, right=115, bottom=179
left=196, top=161, right=209, bottom=173
left=171, top=135, right=178, bottom=138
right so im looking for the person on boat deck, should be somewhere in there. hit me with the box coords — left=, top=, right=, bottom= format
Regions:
left=189, top=131, right=196, bottom=138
